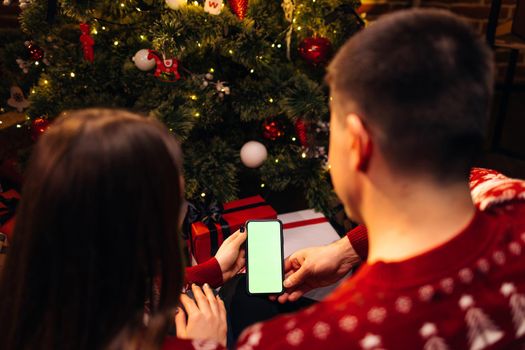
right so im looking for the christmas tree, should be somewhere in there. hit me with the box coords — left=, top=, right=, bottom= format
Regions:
left=0, top=0, right=363, bottom=213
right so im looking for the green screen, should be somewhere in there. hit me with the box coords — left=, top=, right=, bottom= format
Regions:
left=247, top=221, right=283, bottom=294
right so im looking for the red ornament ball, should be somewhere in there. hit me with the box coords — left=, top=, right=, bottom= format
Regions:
left=27, top=42, right=44, bottom=61
left=298, top=37, right=332, bottom=65
left=262, top=118, right=285, bottom=141
left=31, top=118, right=50, bottom=140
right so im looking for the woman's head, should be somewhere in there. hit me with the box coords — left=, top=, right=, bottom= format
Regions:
left=0, top=109, right=186, bottom=349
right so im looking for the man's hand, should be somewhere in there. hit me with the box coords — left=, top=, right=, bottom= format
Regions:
left=175, top=284, right=227, bottom=347
left=274, top=237, right=361, bottom=303
left=214, top=229, right=247, bottom=282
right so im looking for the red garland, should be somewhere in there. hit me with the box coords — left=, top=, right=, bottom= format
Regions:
left=229, top=0, right=248, bottom=20
left=79, top=23, right=95, bottom=63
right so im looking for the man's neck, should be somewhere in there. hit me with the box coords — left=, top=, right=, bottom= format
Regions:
left=362, top=175, right=476, bottom=264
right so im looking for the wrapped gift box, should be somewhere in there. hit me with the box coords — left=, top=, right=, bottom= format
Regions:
left=0, top=189, right=20, bottom=240
left=188, top=195, right=277, bottom=264
left=279, top=209, right=350, bottom=301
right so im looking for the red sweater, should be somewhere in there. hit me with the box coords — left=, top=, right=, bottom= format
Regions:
left=186, top=258, right=223, bottom=288
left=236, top=170, right=525, bottom=349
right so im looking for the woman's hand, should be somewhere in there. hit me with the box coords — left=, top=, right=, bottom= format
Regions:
left=214, top=229, right=247, bottom=282
left=175, top=284, right=227, bottom=347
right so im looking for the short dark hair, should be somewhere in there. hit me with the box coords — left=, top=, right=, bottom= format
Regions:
left=327, top=8, right=494, bottom=181
left=0, top=109, right=185, bottom=350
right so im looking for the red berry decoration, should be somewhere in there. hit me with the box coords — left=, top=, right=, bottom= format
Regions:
left=298, top=37, right=332, bottom=65
left=31, top=118, right=50, bottom=140
left=26, top=41, right=44, bottom=61
left=262, top=118, right=285, bottom=141
left=229, top=0, right=248, bottom=20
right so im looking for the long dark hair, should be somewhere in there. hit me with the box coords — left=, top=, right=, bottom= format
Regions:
left=0, top=109, right=186, bottom=349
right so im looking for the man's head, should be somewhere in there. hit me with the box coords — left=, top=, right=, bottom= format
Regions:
left=326, top=9, right=494, bottom=220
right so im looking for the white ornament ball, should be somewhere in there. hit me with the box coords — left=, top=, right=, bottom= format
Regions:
left=132, top=49, right=156, bottom=71
left=165, top=0, right=187, bottom=10
left=240, top=141, right=268, bottom=168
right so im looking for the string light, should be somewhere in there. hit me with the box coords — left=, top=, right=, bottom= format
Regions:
left=297, top=26, right=302, bottom=31
left=136, top=7, right=142, bottom=11
left=70, top=72, right=76, bottom=78
left=292, top=137, right=296, bottom=141
left=271, top=44, right=275, bottom=48
left=43, top=80, right=49, bottom=85
left=190, top=95, right=198, bottom=100
left=301, top=152, right=307, bottom=158
left=250, top=69, right=254, bottom=73
left=275, top=159, right=279, bottom=163
left=102, top=26, right=107, bottom=30
left=277, top=44, right=282, bottom=48
left=260, top=183, right=265, bottom=188
left=0, top=121, right=2, bottom=125
left=269, top=98, right=274, bottom=103
left=228, top=49, right=234, bottom=54
left=92, top=28, right=98, bottom=35
left=16, top=124, right=22, bottom=128
left=201, top=192, right=206, bottom=197
left=140, top=35, right=145, bottom=40
left=193, top=1, right=199, bottom=5
left=209, top=68, right=215, bottom=73
left=120, top=3, right=125, bottom=7
left=31, top=89, right=36, bottom=94
left=114, top=40, right=119, bottom=46
left=195, top=112, right=200, bottom=117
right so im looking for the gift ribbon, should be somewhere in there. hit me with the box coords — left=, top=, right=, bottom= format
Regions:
left=283, top=217, right=328, bottom=230
left=184, top=198, right=270, bottom=258
left=0, top=195, right=18, bottom=226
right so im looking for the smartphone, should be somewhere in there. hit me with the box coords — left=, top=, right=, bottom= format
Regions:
left=246, top=219, right=284, bottom=295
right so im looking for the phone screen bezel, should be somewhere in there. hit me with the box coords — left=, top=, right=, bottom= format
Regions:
left=245, top=219, right=285, bottom=296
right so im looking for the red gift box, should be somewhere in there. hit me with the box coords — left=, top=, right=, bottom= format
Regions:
left=0, top=189, right=20, bottom=241
left=187, top=195, right=277, bottom=264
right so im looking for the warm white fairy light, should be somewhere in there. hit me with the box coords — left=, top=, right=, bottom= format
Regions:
left=269, top=98, right=274, bottom=103
left=201, top=192, right=206, bottom=197
left=140, top=35, right=145, bottom=40
left=260, top=183, right=265, bottom=188
left=70, top=72, right=76, bottom=78
left=136, top=7, right=142, bottom=11
left=190, top=95, right=198, bottom=100
left=250, top=69, right=254, bottom=73
left=16, top=124, right=22, bottom=128
left=114, top=40, right=119, bottom=46
left=43, top=80, right=49, bottom=85
left=120, top=3, right=125, bottom=7
left=301, top=152, right=307, bottom=158
left=297, top=26, right=302, bottom=31
left=275, top=159, right=279, bottom=163
left=195, top=112, right=200, bottom=117
left=277, top=44, right=282, bottom=48
left=228, top=49, right=234, bottom=54
left=209, top=68, right=215, bottom=73
left=102, top=26, right=107, bottom=30
left=292, top=137, right=296, bottom=141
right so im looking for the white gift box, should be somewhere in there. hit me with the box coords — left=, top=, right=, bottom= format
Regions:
left=279, top=209, right=350, bottom=301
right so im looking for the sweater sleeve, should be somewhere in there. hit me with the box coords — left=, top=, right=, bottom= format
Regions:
left=185, top=257, right=223, bottom=288
left=346, top=225, right=369, bottom=262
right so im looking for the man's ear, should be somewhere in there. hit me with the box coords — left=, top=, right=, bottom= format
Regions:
left=346, top=114, right=373, bottom=172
